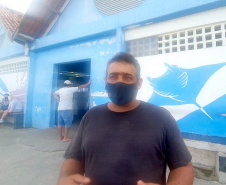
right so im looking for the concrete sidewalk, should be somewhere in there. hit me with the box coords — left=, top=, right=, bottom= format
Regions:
left=0, top=123, right=224, bottom=185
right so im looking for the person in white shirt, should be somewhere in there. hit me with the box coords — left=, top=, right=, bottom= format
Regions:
left=0, top=95, right=23, bottom=123
left=53, top=80, right=91, bottom=141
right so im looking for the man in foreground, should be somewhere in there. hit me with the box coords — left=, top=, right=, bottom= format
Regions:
left=53, top=79, right=90, bottom=141
left=57, top=52, right=194, bottom=185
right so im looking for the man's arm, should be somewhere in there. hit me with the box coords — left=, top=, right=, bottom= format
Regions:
left=78, top=79, right=91, bottom=89
left=57, top=159, right=91, bottom=185
left=0, top=97, right=4, bottom=103
left=137, top=162, right=193, bottom=185
left=137, top=180, right=160, bottom=185
left=53, top=92, right=60, bottom=102
left=167, top=161, right=194, bottom=185
left=165, top=113, right=193, bottom=185
left=8, top=101, right=14, bottom=113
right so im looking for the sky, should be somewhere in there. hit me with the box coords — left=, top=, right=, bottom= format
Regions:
left=0, top=0, right=32, bottom=13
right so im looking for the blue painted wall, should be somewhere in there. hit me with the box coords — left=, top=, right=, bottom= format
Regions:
left=0, top=25, right=24, bottom=60
left=49, top=0, right=224, bottom=35
left=48, top=0, right=103, bottom=34
left=26, top=0, right=226, bottom=144
left=136, top=50, right=226, bottom=142
left=34, top=0, right=226, bottom=50
left=28, top=35, right=116, bottom=129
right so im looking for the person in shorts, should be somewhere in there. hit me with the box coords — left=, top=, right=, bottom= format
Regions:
left=53, top=79, right=91, bottom=141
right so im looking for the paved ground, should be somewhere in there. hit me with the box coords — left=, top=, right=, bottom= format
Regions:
left=0, top=123, right=224, bottom=185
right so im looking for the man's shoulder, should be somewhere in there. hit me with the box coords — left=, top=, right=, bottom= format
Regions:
left=80, top=104, right=107, bottom=124
left=57, top=87, right=78, bottom=92
left=139, top=102, right=175, bottom=129
left=70, top=86, right=78, bottom=90
left=86, top=104, right=106, bottom=115
left=56, top=88, right=63, bottom=92
left=140, top=101, right=169, bottom=115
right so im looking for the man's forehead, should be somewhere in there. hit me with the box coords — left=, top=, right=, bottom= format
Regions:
left=108, top=62, right=136, bottom=74
left=108, top=72, right=133, bottom=76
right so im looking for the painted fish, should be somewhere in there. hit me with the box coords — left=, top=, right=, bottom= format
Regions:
left=147, top=62, right=226, bottom=119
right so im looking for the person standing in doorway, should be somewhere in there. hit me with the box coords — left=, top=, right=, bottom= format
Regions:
left=53, top=79, right=91, bottom=141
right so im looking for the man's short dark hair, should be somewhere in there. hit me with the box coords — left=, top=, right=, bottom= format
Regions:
left=106, top=52, right=140, bottom=79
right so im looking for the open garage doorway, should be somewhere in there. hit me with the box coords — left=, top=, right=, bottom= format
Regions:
left=52, top=60, right=91, bottom=126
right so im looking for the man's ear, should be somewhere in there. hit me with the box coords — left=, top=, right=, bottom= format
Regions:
left=137, top=78, right=143, bottom=90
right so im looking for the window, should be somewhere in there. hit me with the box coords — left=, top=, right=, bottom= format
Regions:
left=205, top=27, right=211, bottom=33
left=196, top=29, right=202, bottom=34
left=180, top=46, right=185, bottom=51
left=165, top=42, right=170, bottom=47
left=188, top=38, right=194, bottom=43
left=0, top=61, right=28, bottom=75
left=172, top=33, right=177, bottom=39
left=205, top=35, right=212, bottom=41
left=206, top=42, right=212, bottom=48
left=180, top=32, right=185, bottom=37
left=216, top=40, right=222, bottom=46
left=197, top=43, right=203, bottom=49
left=165, top=35, right=170, bottom=40
left=126, top=36, right=158, bottom=57
left=188, top=45, right=194, bottom=50
left=126, top=21, right=226, bottom=56
left=214, top=25, right=221, bottom=31
left=188, top=30, right=193, bottom=36
left=180, top=39, right=185, bottom=44
left=196, top=36, right=202, bottom=42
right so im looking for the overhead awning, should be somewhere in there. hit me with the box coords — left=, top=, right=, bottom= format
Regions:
left=1, top=0, right=71, bottom=44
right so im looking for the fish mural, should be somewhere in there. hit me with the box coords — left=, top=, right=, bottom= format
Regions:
left=147, top=63, right=189, bottom=103
left=147, top=63, right=226, bottom=120
left=137, top=49, right=226, bottom=137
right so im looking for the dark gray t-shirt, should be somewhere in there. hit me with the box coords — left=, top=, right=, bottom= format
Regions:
left=64, top=101, right=192, bottom=185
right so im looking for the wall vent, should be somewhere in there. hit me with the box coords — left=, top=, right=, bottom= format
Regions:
left=94, top=0, right=143, bottom=16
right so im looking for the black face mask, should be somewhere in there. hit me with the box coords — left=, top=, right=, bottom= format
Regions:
left=105, top=82, right=138, bottom=106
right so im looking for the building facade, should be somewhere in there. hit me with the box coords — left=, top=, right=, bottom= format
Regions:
left=1, top=0, right=226, bottom=144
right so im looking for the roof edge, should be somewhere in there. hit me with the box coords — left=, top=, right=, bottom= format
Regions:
left=42, top=0, right=71, bottom=37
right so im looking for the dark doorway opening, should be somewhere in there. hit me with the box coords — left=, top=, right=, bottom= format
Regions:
left=54, top=60, right=91, bottom=125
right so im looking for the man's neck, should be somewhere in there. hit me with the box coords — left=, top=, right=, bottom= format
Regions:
left=107, top=99, right=140, bottom=112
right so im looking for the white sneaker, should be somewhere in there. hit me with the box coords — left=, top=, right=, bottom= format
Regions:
left=0, top=119, right=3, bottom=123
